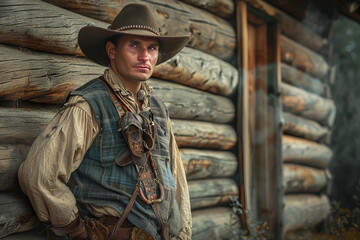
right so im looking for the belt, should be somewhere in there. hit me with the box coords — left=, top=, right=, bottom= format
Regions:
left=96, top=216, right=153, bottom=240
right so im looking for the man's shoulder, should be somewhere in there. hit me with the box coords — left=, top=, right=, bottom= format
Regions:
left=73, top=78, right=105, bottom=94
left=149, top=94, right=168, bottom=117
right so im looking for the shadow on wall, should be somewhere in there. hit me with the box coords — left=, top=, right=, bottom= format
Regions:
left=329, top=16, right=360, bottom=210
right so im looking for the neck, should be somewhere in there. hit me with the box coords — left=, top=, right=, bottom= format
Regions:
left=122, top=79, right=141, bottom=98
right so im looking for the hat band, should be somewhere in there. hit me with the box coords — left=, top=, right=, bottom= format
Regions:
left=113, top=25, right=160, bottom=36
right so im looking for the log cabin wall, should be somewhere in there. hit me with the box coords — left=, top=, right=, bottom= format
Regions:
left=246, top=0, right=336, bottom=236
left=0, top=0, right=338, bottom=239
left=0, top=0, right=240, bottom=239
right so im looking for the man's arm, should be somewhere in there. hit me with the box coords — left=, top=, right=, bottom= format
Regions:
left=167, top=119, right=192, bottom=240
left=18, top=96, right=98, bottom=227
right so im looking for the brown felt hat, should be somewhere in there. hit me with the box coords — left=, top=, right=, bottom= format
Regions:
left=78, top=3, right=189, bottom=66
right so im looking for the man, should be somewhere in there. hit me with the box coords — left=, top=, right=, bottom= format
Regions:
left=18, top=3, right=191, bottom=240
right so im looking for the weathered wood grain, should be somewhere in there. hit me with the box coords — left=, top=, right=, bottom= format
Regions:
left=0, top=107, right=237, bottom=150
left=0, top=44, right=237, bottom=104
left=179, top=0, right=234, bottom=18
left=283, top=112, right=330, bottom=142
left=0, top=44, right=105, bottom=104
left=180, top=148, right=237, bottom=180
left=153, top=47, right=238, bottom=96
left=0, top=144, right=238, bottom=190
left=42, top=0, right=236, bottom=60
left=282, top=63, right=325, bottom=96
left=0, top=108, right=57, bottom=145
left=281, top=83, right=336, bottom=127
left=283, top=194, right=330, bottom=232
left=244, top=0, right=327, bottom=52
left=282, top=135, right=332, bottom=169
left=0, top=192, right=39, bottom=238
left=0, top=145, right=29, bottom=191
left=0, top=45, right=235, bottom=123
left=281, top=35, right=329, bottom=79
left=172, top=119, right=237, bottom=150
left=283, top=164, right=327, bottom=193
left=0, top=0, right=107, bottom=56
left=150, top=79, right=235, bottom=123
left=188, top=178, right=238, bottom=209
left=192, top=207, right=241, bottom=240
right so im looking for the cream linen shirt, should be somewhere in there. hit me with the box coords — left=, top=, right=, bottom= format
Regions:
left=18, top=68, right=192, bottom=239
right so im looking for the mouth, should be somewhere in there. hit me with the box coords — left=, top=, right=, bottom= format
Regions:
left=134, top=65, right=151, bottom=71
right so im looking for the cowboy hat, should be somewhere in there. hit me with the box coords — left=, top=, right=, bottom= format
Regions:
left=78, top=3, right=189, bottom=66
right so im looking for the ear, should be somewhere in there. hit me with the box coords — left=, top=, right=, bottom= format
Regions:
left=106, top=41, right=116, bottom=60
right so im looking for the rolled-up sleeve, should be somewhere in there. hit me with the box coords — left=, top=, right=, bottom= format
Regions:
left=167, top=119, right=192, bottom=240
left=18, top=96, right=98, bottom=227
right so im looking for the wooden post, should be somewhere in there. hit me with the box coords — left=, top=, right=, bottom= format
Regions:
left=236, top=0, right=249, bottom=229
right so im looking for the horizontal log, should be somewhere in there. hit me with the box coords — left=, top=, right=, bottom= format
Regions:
left=283, top=164, right=327, bottom=193
left=172, top=119, right=237, bottom=150
left=0, top=192, right=39, bottom=238
left=282, top=135, right=332, bottom=169
left=0, top=144, right=237, bottom=190
left=0, top=145, right=29, bottom=191
left=179, top=0, right=234, bottom=18
left=283, top=112, right=330, bottom=142
left=283, top=194, right=330, bottom=232
left=281, top=83, right=336, bottom=127
left=0, top=43, right=236, bottom=105
left=0, top=108, right=237, bottom=151
left=150, top=79, right=235, bottom=123
left=281, top=63, right=325, bottom=96
left=41, top=0, right=236, bottom=60
left=180, top=148, right=237, bottom=180
left=0, top=0, right=107, bottom=56
left=192, top=207, right=241, bottom=240
left=245, top=0, right=327, bottom=52
left=188, top=178, right=238, bottom=210
left=153, top=47, right=238, bottom=96
left=0, top=45, right=235, bottom=123
left=0, top=108, right=56, bottom=145
left=281, top=35, right=329, bottom=79
left=0, top=44, right=105, bottom=104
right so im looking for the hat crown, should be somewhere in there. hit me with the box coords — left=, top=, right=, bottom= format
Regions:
left=108, top=4, right=160, bottom=36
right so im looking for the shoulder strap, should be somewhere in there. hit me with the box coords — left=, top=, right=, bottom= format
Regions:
left=100, top=78, right=168, bottom=239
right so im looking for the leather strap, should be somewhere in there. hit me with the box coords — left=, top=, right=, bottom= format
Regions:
left=51, top=214, right=86, bottom=237
left=100, top=77, right=168, bottom=239
left=109, top=167, right=145, bottom=239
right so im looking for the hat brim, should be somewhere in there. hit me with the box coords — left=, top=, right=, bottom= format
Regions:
left=78, top=26, right=189, bottom=66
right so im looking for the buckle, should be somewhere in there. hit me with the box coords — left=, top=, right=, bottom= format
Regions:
left=131, top=227, right=154, bottom=240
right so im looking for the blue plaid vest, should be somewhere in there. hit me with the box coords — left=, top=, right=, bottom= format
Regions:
left=68, top=78, right=181, bottom=239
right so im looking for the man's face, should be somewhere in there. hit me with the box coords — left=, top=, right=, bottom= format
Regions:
left=107, top=34, right=159, bottom=83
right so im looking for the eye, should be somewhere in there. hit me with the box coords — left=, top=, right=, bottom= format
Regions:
left=149, top=45, right=159, bottom=51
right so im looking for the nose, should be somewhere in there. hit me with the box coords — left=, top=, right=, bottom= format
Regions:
left=138, top=47, right=150, bottom=62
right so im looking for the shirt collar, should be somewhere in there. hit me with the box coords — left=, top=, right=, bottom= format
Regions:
left=103, top=68, right=152, bottom=112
